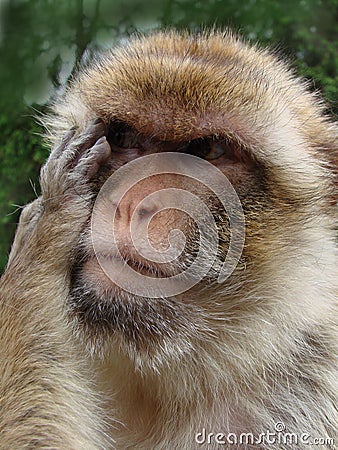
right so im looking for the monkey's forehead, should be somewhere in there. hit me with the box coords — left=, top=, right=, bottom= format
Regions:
left=79, top=32, right=281, bottom=142
left=49, top=30, right=333, bottom=152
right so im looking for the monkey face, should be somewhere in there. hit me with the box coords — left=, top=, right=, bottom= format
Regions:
left=61, top=32, right=334, bottom=364
left=67, top=123, right=264, bottom=359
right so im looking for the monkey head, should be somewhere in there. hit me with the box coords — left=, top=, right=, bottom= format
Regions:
left=44, top=31, right=337, bottom=371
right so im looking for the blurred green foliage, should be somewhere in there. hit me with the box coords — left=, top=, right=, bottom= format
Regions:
left=0, top=0, right=337, bottom=271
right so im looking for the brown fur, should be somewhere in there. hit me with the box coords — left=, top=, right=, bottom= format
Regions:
left=1, top=30, right=337, bottom=449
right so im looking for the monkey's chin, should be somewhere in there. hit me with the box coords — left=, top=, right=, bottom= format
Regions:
left=68, top=257, right=199, bottom=357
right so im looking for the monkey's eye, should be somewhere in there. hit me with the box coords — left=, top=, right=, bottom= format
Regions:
left=107, top=123, right=139, bottom=149
left=205, top=142, right=226, bottom=160
left=186, top=139, right=228, bottom=161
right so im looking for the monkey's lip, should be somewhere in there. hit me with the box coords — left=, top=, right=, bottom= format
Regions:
left=91, top=252, right=174, bottom=279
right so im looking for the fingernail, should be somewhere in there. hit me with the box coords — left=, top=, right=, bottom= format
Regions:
left=96, top=136, right=106, bottom=144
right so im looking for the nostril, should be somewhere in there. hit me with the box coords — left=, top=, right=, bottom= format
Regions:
left=137, top=206, right=158, bottom=219
left=138, top=208, right=148, bottom=217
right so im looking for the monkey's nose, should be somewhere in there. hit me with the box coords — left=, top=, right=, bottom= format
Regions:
left=112, top=195, right=160, bottom=227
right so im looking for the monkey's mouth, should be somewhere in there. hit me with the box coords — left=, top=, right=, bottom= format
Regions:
left=88, top=252, right=175, bottom=281
left=124, top=258, right=173, bottom=278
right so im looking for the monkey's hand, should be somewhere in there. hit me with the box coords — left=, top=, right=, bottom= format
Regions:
left=8, top=119, right=110, bottom=268
left=41, top=118, right=110, bottom=224
left=8, top=119, right=110, bottom=269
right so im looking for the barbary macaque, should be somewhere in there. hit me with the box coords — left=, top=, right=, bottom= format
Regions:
left=1, top=30, right=337, bottom=449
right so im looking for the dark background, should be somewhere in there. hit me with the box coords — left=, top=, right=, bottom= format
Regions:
left=0, top=0, right=337, bottom=272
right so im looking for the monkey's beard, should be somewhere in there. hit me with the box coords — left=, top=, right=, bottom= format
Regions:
left=67, top=218, right=230, bottom=362
left=68, top=271, right=209, bottom=361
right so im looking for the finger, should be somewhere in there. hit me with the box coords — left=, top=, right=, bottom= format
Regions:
left=75, top=136, right=111, bottom=181
left=49, top=127, right=77, bottom=160
left=67, top=119, right=107, bottom=169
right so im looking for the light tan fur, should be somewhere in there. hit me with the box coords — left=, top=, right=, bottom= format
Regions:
left=1, top=30, right=337, bottom=449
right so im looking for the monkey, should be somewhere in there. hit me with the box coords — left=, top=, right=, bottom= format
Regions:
left=1, top=30, right=337, bottom=449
